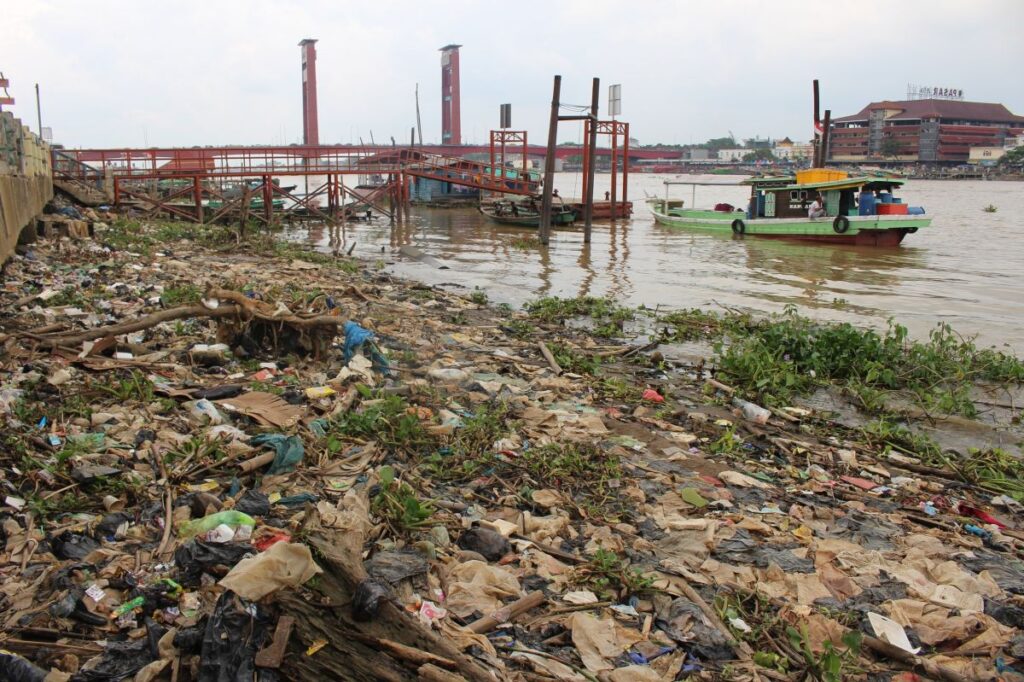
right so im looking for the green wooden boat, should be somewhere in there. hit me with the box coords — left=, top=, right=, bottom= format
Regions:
left=479, top=200, right=576, bottom=228
left=649, top=169, right=932, bottom=246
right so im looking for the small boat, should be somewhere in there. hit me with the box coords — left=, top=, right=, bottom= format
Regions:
left=648, top=169, right=932, bottom=246
left=478, top=199, right=577, bottom=228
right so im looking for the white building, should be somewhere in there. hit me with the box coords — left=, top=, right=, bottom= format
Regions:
left=717, top=148, right=748, bottom=163
left=773, top=137, right=814, bottom=161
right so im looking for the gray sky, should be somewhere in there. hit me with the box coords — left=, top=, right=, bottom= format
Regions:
left=3, top=0, right=1022, bottom=149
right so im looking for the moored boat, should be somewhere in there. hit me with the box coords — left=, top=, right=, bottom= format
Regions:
left=478, top=198, right=577, bottom=228
left=648, top=169, right=932, bottom=246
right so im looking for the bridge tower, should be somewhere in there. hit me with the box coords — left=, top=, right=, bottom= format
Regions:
left=439, top=44, right=462, bottom=145
left=299, top=39, right=319, bottom=146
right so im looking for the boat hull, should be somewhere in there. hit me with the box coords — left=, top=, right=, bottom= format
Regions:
left=650, top=208, right=931, bottom=246
left=478, top=207, right=576, bottom=228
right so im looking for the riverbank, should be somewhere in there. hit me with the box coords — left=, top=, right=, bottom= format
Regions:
left=1, top=215, right=1023, bottom=681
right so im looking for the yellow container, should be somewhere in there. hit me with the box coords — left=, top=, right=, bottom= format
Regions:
left=796, top=168, right=848, bottom=184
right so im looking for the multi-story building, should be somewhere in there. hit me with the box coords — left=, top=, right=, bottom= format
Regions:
left=830, top=99, right=1024, bottom=163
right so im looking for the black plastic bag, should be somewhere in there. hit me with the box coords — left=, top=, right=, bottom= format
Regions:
left=198, top=591, right=278, bottom=682
left=174, top=540, right=255, bottom=586
left=0, top=651, right=47, bottom=682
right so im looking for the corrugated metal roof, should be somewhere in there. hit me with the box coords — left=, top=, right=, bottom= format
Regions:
left=834, top=100, right=1024, bottom=125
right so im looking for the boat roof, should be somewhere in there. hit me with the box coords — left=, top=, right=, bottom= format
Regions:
left=745, top=175, right=906, bottom=191
left=783, top=176, right=907, bottom=191
left=663, top=180, right=745, bottom=186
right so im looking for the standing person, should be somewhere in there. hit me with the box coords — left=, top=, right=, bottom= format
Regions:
left=808, top=195, right=826, bottom=220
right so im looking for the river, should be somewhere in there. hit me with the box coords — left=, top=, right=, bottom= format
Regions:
left=291, top=173, right=1024, bottom=353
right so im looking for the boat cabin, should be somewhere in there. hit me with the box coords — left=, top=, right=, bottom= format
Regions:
left=744, top=169, right=922, bottom=219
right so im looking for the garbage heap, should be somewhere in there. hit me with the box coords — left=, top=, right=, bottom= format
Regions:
left=1, top=215, right=1023, bottom=682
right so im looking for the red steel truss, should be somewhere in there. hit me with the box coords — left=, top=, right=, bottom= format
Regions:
left=582, top=120, right=630, bottom=218
left=53, top=145, right=541, bottom=224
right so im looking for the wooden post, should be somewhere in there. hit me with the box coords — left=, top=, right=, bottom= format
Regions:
left=193, top=175, right=203, bottom=224
left=538, top=75, right=561, bottom=245
left=583, top=77, right=599, bottom=244
left=262, top=175, right=272, bottom=227
left=339, top=175, right=347, bottom=226
left=388, top=174, right=396, bottom=225
left=813, top=79, right=821, bottom=167
left=821, top=109, right=832, bottom=166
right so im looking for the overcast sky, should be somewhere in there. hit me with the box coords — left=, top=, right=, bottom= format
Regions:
left=3, top=0, right=1022, bottom=149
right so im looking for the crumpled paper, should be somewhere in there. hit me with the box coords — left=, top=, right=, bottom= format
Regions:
left=444, top=560, right=521, bottom=618
left=219, top=542, right=321, bottom=600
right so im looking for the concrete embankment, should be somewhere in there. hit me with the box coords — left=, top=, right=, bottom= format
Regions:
left=0, top=112, right=52, bottom=264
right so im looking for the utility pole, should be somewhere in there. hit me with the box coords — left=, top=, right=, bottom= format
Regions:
left=415, top=84, right=423, bottom=146
left=583, top=77, right=599, bottom=243
left=35, top=83, right=42, bottom=136
left=538, top=75, right=561, bottom=245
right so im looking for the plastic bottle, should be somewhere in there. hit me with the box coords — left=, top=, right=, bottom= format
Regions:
left=179, top=510, right=256, bottom=539
left=732, top=397, right=770, bottom=425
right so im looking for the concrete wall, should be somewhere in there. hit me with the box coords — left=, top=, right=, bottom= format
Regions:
left=1, top=112, right=53, bottom=264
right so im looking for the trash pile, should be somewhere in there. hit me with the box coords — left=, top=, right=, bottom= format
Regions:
left=1, top=215, right=1023, bottom=681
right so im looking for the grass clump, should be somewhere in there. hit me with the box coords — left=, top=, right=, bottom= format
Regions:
left=371, top=465, right=434, bottom=534
left=525, top=296, right=633, bottom=337
left=328, top=393, right=437, bottom=455
left=519, top=442, right=623, bottom=512
left=550, top=343, right=600, bottom=375
left=571, top=547, right=655, bottom=600
left=92, top=370, right=155, bottom=404
left=161, top=283, right=202, bottom=307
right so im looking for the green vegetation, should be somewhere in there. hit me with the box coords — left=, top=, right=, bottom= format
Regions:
left=501, top=318, right=535, bottom=339
left=713, top=308, right=1024, bottom=416
left=371, top=465, right=435, bottom=533
left=549, top=343, right=600, bottom=375
left=787, top=626, right=862, bottom=682
left=42, top=286, right=87, bottom=308
left=93, top=370, right=155, bottom=404
left=468, top=289, right=488, bottom=305
left=161, top=283, right=202, bottom=307
left=1000, top=145, right=1024, bottom=170
left=510, top=236, right=541, bottom=250
left=525, top=295, right=633, bottom=337
left=327, top=393, right=434, bottom=454
left=571, top=548, right=655, bottom=599
left=931, top=447, right=1024, bottom=501
left=983, top=204, right=998, bottom=213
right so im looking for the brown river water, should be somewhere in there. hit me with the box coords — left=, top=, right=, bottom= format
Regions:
left=291, top=173, right=1024, bottom=353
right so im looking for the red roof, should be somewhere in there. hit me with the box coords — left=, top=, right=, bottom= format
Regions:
left=834, top=99, right=1024, bottom=124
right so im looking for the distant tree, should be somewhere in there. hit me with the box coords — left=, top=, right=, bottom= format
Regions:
left=880, top=137, right=903, bottom=159
left=744, top=137, right=772, bottom=149
left=1000, top=146, right=1024, bottom=169
left=703, top=136, right=736, bottom=151
left=742, top=148, right=776, bottom=162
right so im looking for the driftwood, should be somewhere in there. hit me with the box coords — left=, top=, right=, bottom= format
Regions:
left=26, top=305, right=239, bottom=347
left=276, top=506, right=496, bottom=682
left=24, top=288, right=348, bottom=357
left=467, top=590, right=546, bottom=634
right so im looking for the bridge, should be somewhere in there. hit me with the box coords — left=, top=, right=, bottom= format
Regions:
left=52, top=145, right=558, bottom=225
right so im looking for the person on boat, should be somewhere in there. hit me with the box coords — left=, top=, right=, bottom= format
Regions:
left=511, top=203, right=519, bottom=217
left=808, top=196, right=826, bottom=220
left=605, top=191, right=610, bottom=201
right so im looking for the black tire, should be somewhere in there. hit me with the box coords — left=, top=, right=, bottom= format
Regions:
left=833, top=216, right=850, bottom=234
left=906, top=226, right=918, bottom=234
left=731, top=219, right=746, bottom=235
